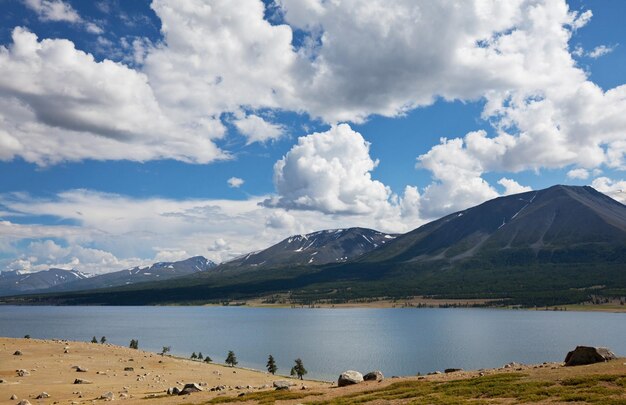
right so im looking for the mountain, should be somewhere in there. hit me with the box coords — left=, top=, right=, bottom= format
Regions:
left=362, top=185, right=626, bottom=264
left=219, top=227, right=395, bottom=271
left=3, top=185, right=626, bottom=306
left=46, top=256, right=217, bottom=293
left=0, top=268, right=88, bottom=296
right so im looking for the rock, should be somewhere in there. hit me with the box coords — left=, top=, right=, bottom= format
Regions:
left=119, top=393, right=128, bottom=399
left=301, top=385, right=308, bottom=390
left=238, top=393, right=245, bottom=397
left=166, top=387, right=180, bottom=395
left=13, top=350, right=22, bottom=356
left=75, top=366, right=88, bottom=372
left=565, top=346, right=617, bottom=366
left=445, top=368, right=463, bottom=373
left=123, top=367, right=134, bottom=372
left=36, top=392, right=50, bottom=399
left=73, top=378, right=92, bottom=384
left=363, top=371, right=384, bottom=381
left=17, top=400, right=31, bottom=405
left=338, top=370, right=364, bottom=387
left=16, top=369, right=30, bottom=377
left=273, top=380, right=292, bottom=390
left=427, top=371, right=442, bottom=375
left=479, top=372, right=485, bottom=377
left=100, top=391, right=114, bottom=401
left=0, top=379, right=6, bottom=383
left=179, top=383, right=203, bottom=395
left=10, top=395, right=18, bottom=400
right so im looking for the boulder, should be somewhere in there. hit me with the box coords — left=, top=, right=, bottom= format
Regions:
left=17, top=400, right=31, bottom=405
left=338, top=370, right=363, bottom=387
left=166, top=387, right=180, bottom=395
left=179, top=383, right=203, bottom=395
left=363, top=371, right=384, bottom=381
left=73, top=378, right=92, bottom=384
left=13, top=350, right=22, bottom=356
left=124, top=367, right=134, bottom=372
left=36, top=392, right=50, bottom=399
left=10, top=395, right=18, bottom=400
left=16, top=369, right=30, bottom=377
left=75, top=366, right=88, bottom=372
left=273, top=380, right=292, bottom=390
left=565, top=346, right=616, bottom=366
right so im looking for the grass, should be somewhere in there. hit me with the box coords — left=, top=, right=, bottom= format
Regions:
left=203, top=389, right=323, bottom=404
left=305, top=372, right=626, bottom=405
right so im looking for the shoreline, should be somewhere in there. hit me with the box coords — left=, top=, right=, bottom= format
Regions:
left=2, top=337, right=626, bottom=404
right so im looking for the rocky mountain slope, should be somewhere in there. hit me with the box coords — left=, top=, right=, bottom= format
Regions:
left=0, top=268, right=87, bottom=296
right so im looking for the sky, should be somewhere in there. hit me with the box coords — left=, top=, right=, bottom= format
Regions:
left=0, top=0, right=625, bottom=274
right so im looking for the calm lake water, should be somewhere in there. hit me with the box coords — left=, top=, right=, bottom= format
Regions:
left=0, top=306, right=624, bottom=381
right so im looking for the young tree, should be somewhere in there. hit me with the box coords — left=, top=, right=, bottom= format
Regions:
left=266, top=354, right=277, bottom=375
left=129, top=339, right=139, bottom=349
left=191, top=352, right=197, bottom=359
left=225, top=350, right=238, bottom=367
left=24, top=334, right=31, bottom=339
left=204, top=356, right=212, bottom=363
left=290, top=358, right=307, bottom=380
left=91, top=336, right=98, bottom=343
left=161, top=346, right=171, bottom=356
left=100, top=336, right=106, bottom=344
left=198, top=352, right=204, bottom=360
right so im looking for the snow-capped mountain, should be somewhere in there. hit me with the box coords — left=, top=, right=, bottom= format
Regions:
left=0, top=256, right=217, bottom=296
left=0, top=268, right=88, bottom=296
left=220, top=227, right=395, bottom=270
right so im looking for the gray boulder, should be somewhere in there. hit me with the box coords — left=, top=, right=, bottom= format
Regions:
left=36, top=392, right=50, bottom=399
left=363, top=370, right=384, bottom=381
left=73, top=378, right=92, bottom=384
left=17, top=400, right=31, bottom=405
left=179, top=383, right=203, bottom=395
left=166, top=387, right=180, bottom=395
left=338, top=370, right=363, bottom=387
left=273, top=380, right=293, bottom=390
left=13, top=350, right=22, bottom=356
left=100, top=391, right=114, bottom=401
left=565, top=346, right=616, bottom=366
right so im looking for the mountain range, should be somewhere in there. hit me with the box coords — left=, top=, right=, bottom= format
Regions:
left=2, top=185, right=625, bottom=306
left=0, top=256, right=217, bottom=297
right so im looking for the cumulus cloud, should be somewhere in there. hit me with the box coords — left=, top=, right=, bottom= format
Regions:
left=591, top=177, right=626, bottom=204
left=567, top=168, right=590, bottom=180
left=265, top=124, right=392, bottom=215
left=227, top=177, right=244, bottom=188
left=0, top=28, right=225, bottom=165
left=498, top=178, right=532, bottom=195
left=588, top=45, right=617, bottom=59
left=233, top=114, right=285, bottom=144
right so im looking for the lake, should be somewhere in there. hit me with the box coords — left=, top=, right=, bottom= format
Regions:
left=0, top=306, right=624, bottom=381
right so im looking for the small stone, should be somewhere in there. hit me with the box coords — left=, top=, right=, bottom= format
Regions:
left=13, top=350, right=22, bottom=356
left=479, top=372, right=485, bottom=377
left=17, top=400, right=32, bottom=405
left=16, top=369, right=30, bottom=377
left=100, top=391, right=114, bottom=401
left=10, top=394, right=18, bottom=400
left=36, top=392, right=50, bottom=399
left=119, top=393, right=128, bottom=399
left=123, top=367, right=134, bottom=372
left=73, top=378, right=92, bottom=384
left=238, top=393, right=245, bottom=397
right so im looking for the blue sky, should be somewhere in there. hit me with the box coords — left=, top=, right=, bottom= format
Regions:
left=0, top=0, right=625, bottom=273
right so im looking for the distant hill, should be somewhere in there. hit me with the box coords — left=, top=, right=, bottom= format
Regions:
left=46, top=256, right=217, bottom=293
left=3, top=185, right=626, bottom=306
left=0, top=268, right=87, bottom=296
left=219, top=227, right=395, bottom=271
left=0, top=256, right=217, bottom=296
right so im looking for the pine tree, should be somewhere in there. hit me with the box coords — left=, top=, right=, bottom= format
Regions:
left=204, top=356, right=212, bottom=363
left=161, top=346, right=171, bottom=355
left=198, top=352, right=204, bottom=360
left=266, top=354, right=277, bottom=375
left=91, top=336, right=98, bottom=343
left=100, top=336, right=106, bottom=344
left=290, top=358, right=307, bottom=380
left=129, top=339, right=139, bottom=349
left=191, top=352, right=197, bottom=359
left=225, top=350, right=238, bottom=367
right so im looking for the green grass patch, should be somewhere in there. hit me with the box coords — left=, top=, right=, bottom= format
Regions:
left=308, top=372, right=626, bottom=405
left=204, top=389, right=322, bottom=404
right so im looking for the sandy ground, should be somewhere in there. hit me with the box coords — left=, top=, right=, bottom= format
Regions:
left=0, top=337, right=329, bottom=404
left=2, top=337, right=626, bottom=404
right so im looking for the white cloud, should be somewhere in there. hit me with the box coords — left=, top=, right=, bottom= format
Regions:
left=23, top=0, right=103, bottom=34
left=265, top=124, right=392, bottom=215
left=591, top=177, right=626, bottom=204
left=23, top=0, right=81, bottom=23
left=227, top=177, right=244, bottom=188
left=233, top=114, right=285, bottom=144
left=588, top=45, right=616, bottom=59
left=567, top=168, right=590, bottom=180
left=498, top=178, right=532, bottom=195
left=0, top=28, right=225, bottom=165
